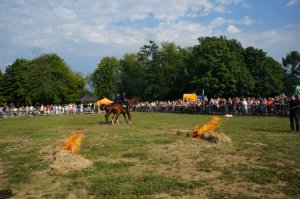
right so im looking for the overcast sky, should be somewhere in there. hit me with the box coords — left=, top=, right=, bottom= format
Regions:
left=0, top=0, right=299, bottom=75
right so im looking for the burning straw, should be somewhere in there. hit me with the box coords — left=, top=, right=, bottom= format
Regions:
left=41, top=131, right=92, bottom=174
left=192, top=116, right=231, bottom=143
left=164, top=116, right=231, bottom=144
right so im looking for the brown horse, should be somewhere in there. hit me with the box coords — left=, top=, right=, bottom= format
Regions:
left=102, top=96, right=138, bottom=124
left=104, top=103, right=131, bottom=124
left=127, top=96, right=138, bottom=111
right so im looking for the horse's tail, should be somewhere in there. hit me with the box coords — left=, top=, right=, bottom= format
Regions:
left=105, top=106, right=114, bottom=123
left=100, top=104, right=106, bottom=111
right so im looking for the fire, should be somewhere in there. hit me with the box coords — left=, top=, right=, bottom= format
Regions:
left=64, top=132, right=85, bottom=154
left=192, top=116, right=220, bottom=138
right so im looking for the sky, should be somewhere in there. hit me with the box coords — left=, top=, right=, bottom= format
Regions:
left=0, top=0, right=299, bottom=76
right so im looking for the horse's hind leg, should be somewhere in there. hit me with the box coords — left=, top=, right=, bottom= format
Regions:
left=122, top=113, right=128, bottom=123
left=105, top=111, right=111, bottom=124
left=111, top=114, right=116, bottom=125
left=115, top=113, right=120, bottom=124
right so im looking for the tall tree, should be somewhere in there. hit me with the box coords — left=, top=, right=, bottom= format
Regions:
left=244, top=47, right=284, bottom=96
left=282, top=51, right=300, bottom=95
left=89, top=56, right=121, bottom=99
left=225, top=38, right=255, bottom=96
left=190, top=36, right=244, bottom=97
left=119, top=53, right=144, bottom=98
left=0, top=69, right=4, bottom=104
left=137, top=40, right=164, bottom=100
left=3, top=54, right=86, bottom=105
left=2, top=58, right=30, bottom=105
left=160, top=41, right=189, bottom=100
left=28, top=54, right=86, bottom=104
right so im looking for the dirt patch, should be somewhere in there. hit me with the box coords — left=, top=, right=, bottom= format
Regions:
left=40, top=140, right=92, bottom=174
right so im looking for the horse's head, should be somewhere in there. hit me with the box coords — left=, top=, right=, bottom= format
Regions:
left=129, top=96, right=138, bottom=106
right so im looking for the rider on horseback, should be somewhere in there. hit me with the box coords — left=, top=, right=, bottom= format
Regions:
left=119, top=92, right=129, bottom=109
left=114, top=93, right=121, bottom=103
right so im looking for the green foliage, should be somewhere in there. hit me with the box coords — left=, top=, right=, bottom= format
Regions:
left=89, top=56, right=121, bottom=99
left=2, top=37, right=291, bottom=102
left=119, top=53, right=145, bottom=98
left=190, top=36, right=251, bottom=97
left=2, top=54, right=86, bottom=105
left=244, top=47, right=284, bottom=96
left=282, top=51, right=300, bottom=95
left=0, top=69, right=4, bottom=104
left=137, top=40, right=164, bottom=100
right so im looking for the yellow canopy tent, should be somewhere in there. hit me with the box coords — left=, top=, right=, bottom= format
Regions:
left=183, top=93, right=197, bottom=102
left=95, top=98, right=113, bottom=106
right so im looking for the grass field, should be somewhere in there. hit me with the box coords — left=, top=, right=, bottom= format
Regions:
left=0, top=112, right=299, bottom=199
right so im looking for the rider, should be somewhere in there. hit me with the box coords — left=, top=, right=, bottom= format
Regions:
left=120, top=92, right=129, bottom=109
left=114, top=93, right=120, bottom=103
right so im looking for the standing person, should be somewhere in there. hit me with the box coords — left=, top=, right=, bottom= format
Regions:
left=289, top=94, right=300, bottom=132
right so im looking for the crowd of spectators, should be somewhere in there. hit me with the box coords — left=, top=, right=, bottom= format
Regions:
left=0, top=94, right=290, bottom=118
left=134, top=94, right=289, bottom=116
left=0, top=103, right=97, bottom=118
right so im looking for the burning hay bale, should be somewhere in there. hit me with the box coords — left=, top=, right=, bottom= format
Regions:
left=41, top=132, right=92, bottom=174
left=192, top=116, right=231, bottom=143
left=164, top=116, right=232, bottom=144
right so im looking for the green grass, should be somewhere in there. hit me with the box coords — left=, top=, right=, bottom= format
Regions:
left=0, top=113, right=299, bottom=198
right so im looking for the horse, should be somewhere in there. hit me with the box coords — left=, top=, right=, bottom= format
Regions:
left=100, top=96, right=138, bottom=124
left=128, top=96, right=138, bottom=111
left=104, top=103, right=131, bottom=124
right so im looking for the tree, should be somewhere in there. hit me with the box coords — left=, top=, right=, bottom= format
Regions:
left=137, top=40, right=164, bottom=100
left=28, top=54, right=86, bottom=104
left=225, top=38, right=254, bottom=97
left=282, top=51, right=300, bottom=95
left=244, top=47, right=284, bottom=96
left=190, top=36, right=245, bottom=97
left=2, top=54, right=86, bottom=105
left=160, top=41, right=189, bottom=100
left=0, top=69, right=4, bottom=104
left=119, top=53, right=145, bottom=98
left=89, top=56, right=121, bottom=99
left=2, top=58, right=30, bottom=105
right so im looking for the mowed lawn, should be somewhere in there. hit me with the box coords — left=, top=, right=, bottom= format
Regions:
left=0, top=112, right=299, bottom=199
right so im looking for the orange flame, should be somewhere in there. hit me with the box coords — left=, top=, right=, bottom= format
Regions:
left=192, top=116, right=220, bottom=138
left=64, top=132, right=84, bottom=154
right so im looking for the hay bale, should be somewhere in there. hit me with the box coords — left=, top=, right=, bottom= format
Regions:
left=41, top=141, right=92, bottom=174
left=164, top=129, right=192, bottom=137
left=201, top=132, right=232, bottom=143
left=50, top=151, right=93, bottom=174
left=40, top=141, right=64, bottom=161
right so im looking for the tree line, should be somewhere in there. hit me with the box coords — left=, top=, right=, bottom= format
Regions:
left=0, top=36, right=299, bottom=105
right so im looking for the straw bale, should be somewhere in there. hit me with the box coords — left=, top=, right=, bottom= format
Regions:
left=201, top=132, right=232, bottom=143
left=50, top=151, right=92, bottom=174
left=163, top=129, right=192, bottom=137
left=40, top=141, right=92, bottom=174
